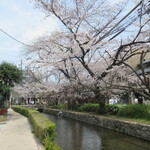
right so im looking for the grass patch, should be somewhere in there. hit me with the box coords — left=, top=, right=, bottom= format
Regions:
left=103, top=114, right=150, bottom=125
left=0, top=116, right=7, bottom=122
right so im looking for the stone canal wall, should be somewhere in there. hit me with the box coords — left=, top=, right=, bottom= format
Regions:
left=43, top=108, right=150, bottom=142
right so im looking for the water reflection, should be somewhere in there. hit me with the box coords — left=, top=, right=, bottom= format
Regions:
left=43, top=114, right=150, bottom=150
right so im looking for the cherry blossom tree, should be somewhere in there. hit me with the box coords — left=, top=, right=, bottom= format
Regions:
left=21, top=0, right=149, bottom=112
left=12, top=0, right=149, bottom=111
left=12, top=65, right=59, bottom=104
left=24, top=32, right=139, bottom=110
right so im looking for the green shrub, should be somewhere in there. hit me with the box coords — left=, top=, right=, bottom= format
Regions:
left=97, top=106, right=106, bottom=114
left=78, top=103, right=99, bottom=112
left=28, top=111, right=56, bottom=142
left=117, top=104, right=149, bottom=119
left=12, top=106, right=29, bottom=117
left=44, top=136, right=61, bottom=150
left=12, top=106, right=60, bottom=150
left=51, top=104, right=68, bottom=110
left=105, top=104, right=120, bottom=115
left=147, top=105, right=150, bottom=120
left=147, top=105, right=150, bottom=113
left=115, top=104, right=127, bottom=109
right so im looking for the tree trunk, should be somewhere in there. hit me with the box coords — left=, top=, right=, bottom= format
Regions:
left=33, top=97, right=36, bottom=104
left=28, top=98, right=30, bottom=104
left=94, top=91, right=106, bottom=114
left=67, top=99, right=72, bottom=110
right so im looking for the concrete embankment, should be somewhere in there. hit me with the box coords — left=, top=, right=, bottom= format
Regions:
left=43, top=108, right=150, bottom=142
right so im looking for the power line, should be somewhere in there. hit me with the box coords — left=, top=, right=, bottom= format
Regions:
left=0, top=28, right=31, bottom=47
left=0, top=51, right=16, bottom=57
left=109, top=0, right=150, bottom=41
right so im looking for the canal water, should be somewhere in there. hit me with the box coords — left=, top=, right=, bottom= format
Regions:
left=43, top=113, right=150, bottom=150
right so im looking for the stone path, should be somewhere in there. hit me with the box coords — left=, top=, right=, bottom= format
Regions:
left=0, top=109, right=44, bottom=150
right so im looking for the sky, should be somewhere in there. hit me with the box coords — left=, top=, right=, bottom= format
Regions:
left=0, top=0, right=134, bottom=69
left=0, top=0, right=58, bottom=68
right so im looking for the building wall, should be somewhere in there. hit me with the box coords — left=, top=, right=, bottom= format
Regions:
left=128, top=48, right=150, bottom=69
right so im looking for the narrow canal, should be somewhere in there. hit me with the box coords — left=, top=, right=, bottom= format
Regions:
left=43, top=113, right=150, bottom=150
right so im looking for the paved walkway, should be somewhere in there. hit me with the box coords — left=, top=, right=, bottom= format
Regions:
left=0, top=109, right=44, bottom=150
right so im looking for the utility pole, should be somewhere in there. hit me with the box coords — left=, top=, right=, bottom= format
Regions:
left=21, top=59, right=23, bottom=74
left=20, top=59, right=23, bottom=85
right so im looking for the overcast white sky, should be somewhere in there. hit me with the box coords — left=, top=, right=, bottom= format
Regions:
left=0, top=0, right=58, bottom=68
left=0, top=0, right=133, bottom=68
